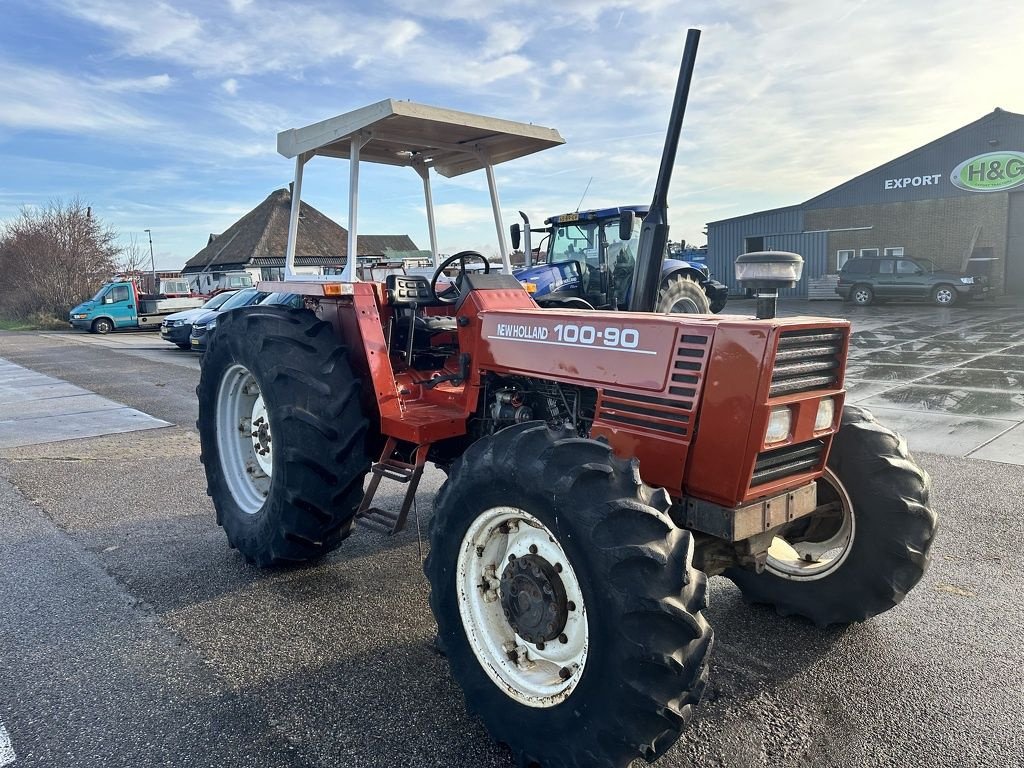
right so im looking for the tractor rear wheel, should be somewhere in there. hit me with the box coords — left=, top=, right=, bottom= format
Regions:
left=656, top=274, right=711, bottom=314
left=726, top=406, right=936, bottom=626
left=197, top=306, right=370, bottom=567
left=426, top=422, right=712, bottom=768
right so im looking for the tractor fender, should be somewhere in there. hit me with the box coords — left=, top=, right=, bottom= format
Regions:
left=660, top=263, right=708, bottom=290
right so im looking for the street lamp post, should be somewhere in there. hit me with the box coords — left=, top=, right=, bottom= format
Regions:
left=144, top=229, right=156, bottom=292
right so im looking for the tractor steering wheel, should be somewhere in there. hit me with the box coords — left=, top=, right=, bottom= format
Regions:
left=430, top=250, right=491, bottom=304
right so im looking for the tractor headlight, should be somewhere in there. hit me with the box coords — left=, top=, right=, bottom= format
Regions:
left=814, top=397, right=835, bottom=431
left=765, top=406, right=792, bottom=445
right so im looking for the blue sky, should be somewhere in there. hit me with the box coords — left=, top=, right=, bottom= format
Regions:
left=0, top=0, right=1020, bottom=270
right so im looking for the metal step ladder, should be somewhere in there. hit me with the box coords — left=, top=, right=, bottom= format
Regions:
left=355, top=437, right=429, bottom=535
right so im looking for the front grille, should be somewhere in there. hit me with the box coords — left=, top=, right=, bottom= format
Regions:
left=752, top=439, right=825, bottom=486
left=770, top=329, right=844, bottom=396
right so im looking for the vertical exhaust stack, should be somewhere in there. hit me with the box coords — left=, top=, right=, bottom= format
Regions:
left=628, top=28, right=702, bottom=313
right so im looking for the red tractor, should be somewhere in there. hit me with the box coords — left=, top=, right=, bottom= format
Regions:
left=197, top=30, right=935, bottom=768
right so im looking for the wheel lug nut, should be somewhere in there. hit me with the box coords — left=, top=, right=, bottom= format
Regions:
left=508, top=554, right=516, bottom=562
left=529, top=544, right=538, bottom=554
left=559, top=633, right=568, bottom=644
left=554, top=562, right=563, bottom=573
left=559, top=667, right=572, bottom=680
left=536, top=641, right=545, bottom=650
left=567, top=601, right=576, bottom=611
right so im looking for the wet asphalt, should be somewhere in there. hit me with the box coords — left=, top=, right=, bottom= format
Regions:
left=0, top=297, right=1022, bottom=768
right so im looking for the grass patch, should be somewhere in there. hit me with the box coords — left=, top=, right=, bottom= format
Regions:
left=0, top=313, right=68, bottom=331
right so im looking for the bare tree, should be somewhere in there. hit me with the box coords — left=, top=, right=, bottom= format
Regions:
left=117, top=233, right=149, bottom=276
left=0, top=198, right=120, bottom=319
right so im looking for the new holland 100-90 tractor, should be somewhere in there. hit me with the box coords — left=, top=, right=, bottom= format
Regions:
left=197, top=30, right=936, bottom=768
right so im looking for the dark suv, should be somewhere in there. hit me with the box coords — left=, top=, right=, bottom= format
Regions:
left=836, top=256, right=990, bottom=306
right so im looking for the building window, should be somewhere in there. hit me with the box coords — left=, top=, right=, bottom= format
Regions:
left=323, top=266, right=346, bottom=275
left=744, top=236, right=764, bottom=253
left=260, top=267, right=284, bottom=281
left=836, top=249, right=854, bottom=270
left=884, top=247, right=905, bottom=258
left=860, top=248, right=880, bottom=258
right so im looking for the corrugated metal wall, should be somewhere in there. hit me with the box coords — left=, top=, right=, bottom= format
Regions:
left=707, top=207, right=804, bottom=294
left=763, top=231, right=828, bottom=297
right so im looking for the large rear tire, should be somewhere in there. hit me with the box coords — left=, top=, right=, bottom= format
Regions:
left=655, top=274, right=711, bottom=314
left=426, top=423, right=712, bottom=768
left=726, top=406, right=936, bottom=626
left=197, top=306, right=370, bottom=567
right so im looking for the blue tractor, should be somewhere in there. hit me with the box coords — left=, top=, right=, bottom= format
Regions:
left=511, top=205, right=728, bottom=314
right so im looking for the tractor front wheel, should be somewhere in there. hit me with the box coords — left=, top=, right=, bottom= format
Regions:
left=197, top=306, right=370, bottom=567
left=726, top=405, right=936, bottom=626
left=656, top=273, right=711, bottom=314
left=426, top=423, right=712, bottom=768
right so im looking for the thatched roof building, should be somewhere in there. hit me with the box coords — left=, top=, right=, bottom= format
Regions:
left=182, top=188, right=418, bottom=275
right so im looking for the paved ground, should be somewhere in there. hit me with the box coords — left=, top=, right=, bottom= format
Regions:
left=0, top=300, right=1022, bottom=768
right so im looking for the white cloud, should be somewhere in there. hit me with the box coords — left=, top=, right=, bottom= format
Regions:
left=12, top=0, right=1024, bottom=259
left=95, top=73, right=173, bottom=92
left=0, top=60, right=153, bottom=132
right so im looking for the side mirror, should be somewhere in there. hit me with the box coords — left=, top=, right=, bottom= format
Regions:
left=915, top=267, right=924, bottom=275
left=102, top=295, right=112, bottom=304
left=619, top=210, right=635, bottom=242
left=510, top=223, right=521, bottom=251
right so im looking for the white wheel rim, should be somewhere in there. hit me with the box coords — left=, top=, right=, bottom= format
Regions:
left=765, top=468, right=855, bottom=581
left=669, top=297, right=701, bottom=313
left=855, top=289, right=869, bottom=303
left=456, top=507, right=589, bottom=708
left=937, top=289, right=952, bottom=303
left=216, top=363, right=272, bottom=515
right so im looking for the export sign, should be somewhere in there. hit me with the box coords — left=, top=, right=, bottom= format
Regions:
left=950, top=151, right=1024, bottom=192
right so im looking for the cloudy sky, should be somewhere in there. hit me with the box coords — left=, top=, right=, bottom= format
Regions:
left=1, top=0, right=1021, bottom=269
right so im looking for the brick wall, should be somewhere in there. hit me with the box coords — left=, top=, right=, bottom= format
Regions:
left=805, top=194, right=1009, bottom=291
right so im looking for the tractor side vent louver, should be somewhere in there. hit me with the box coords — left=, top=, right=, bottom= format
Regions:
left=598, top=333, right=708, bottom=437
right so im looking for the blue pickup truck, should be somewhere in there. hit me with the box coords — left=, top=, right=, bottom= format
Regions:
left=69, top=281, right=204, bottom=334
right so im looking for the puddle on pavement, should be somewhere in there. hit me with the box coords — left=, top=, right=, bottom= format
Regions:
left=849, top=337, right=909, bottom=349
left=928, top=331, right=1021, bottom=344
left=847, top=349, right=979, bottom=365
left=867, top=385, right=1024, bottom=419
left=961, top=354, right=1024, bottom=373
left=917, top=368, right=1024, bottom=391
left=892, top=340, right=1010, bottom=354
left=844, top=363, right=934, bottom=382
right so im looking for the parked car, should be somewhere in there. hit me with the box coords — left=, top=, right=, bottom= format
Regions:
left=836, top=256, right=990, bottom=306
left=160, top=290, right=238, bottom=349
left=190, top=288, right=268, bottom=353
left=190, top=291, right=306, bottom=354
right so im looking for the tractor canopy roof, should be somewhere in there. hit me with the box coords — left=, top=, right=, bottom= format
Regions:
left=277, top=99, right=564, bottom=178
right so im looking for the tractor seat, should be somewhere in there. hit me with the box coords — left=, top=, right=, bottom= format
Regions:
left=385, top=274, right=458, bottom=335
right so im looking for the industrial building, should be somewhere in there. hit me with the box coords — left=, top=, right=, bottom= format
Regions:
left=706, top=108, right=1024, bottom=297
